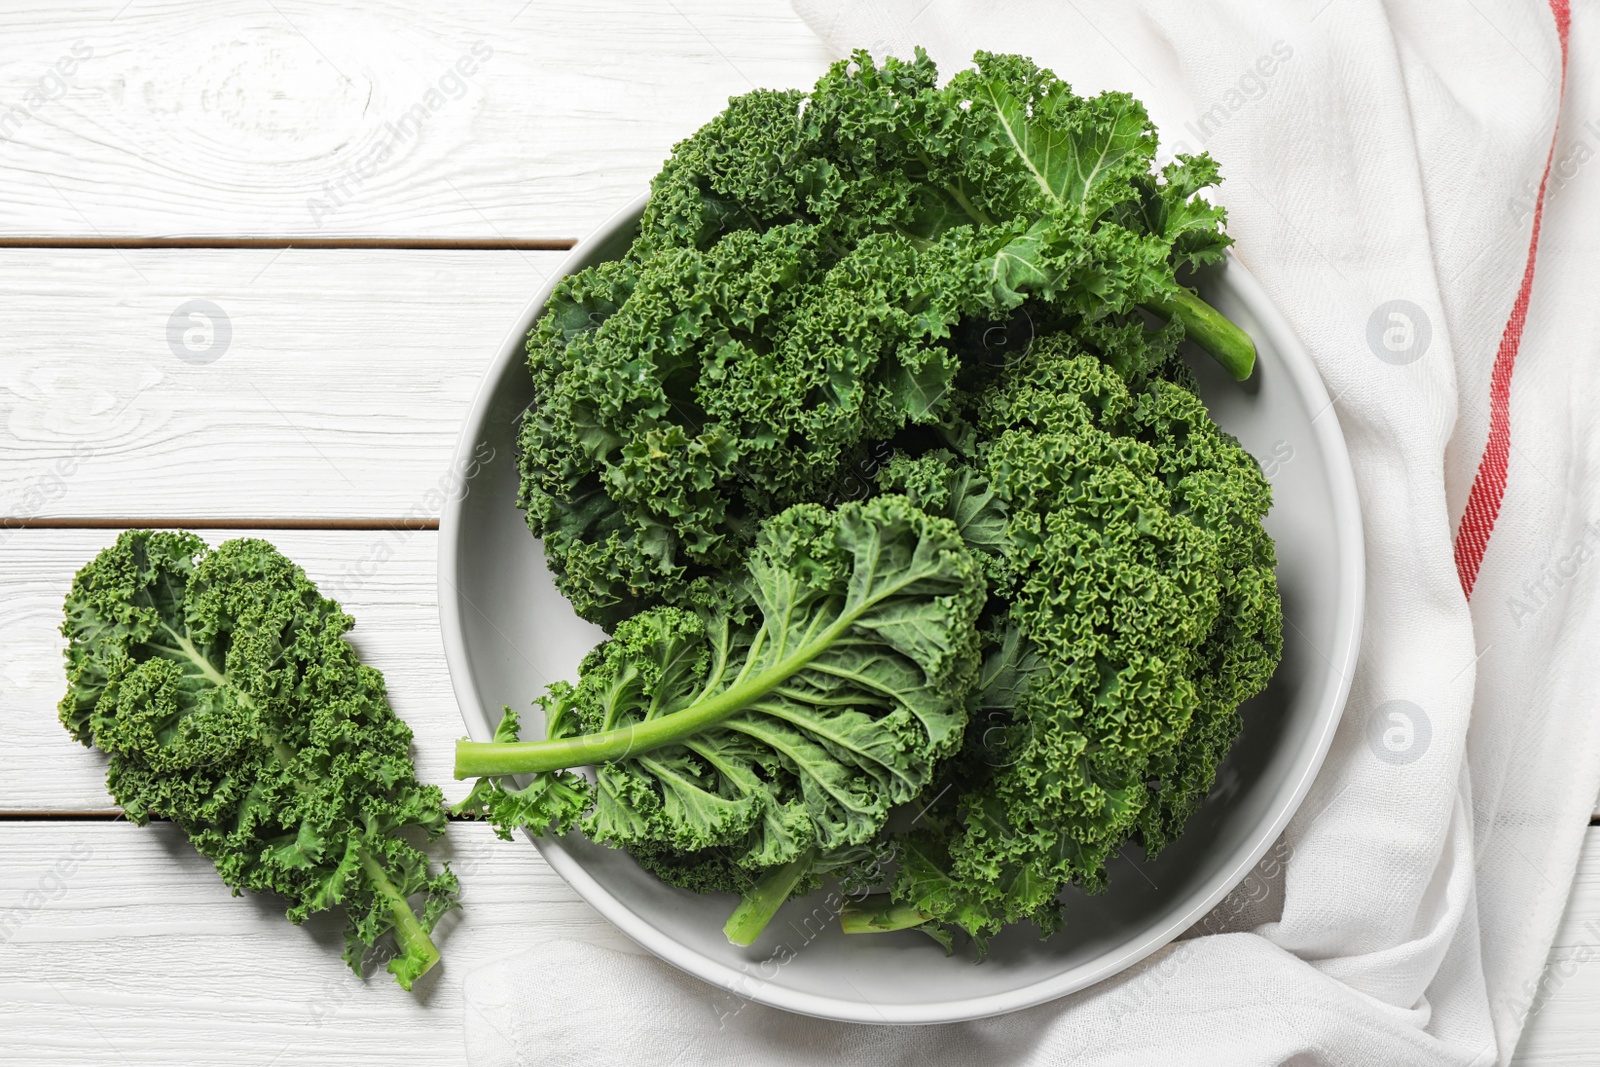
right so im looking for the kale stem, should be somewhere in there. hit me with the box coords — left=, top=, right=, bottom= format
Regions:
left=1142, top=287, right=1256, bottom=380
left=155, top=623, right=229, bottom=688
left=358, top=848, right=440, bottom=991
left=839, top=893, right=934, bottom=934
left=454, top=613, right=858, bottom=778
left=724, top=849, right=815, bottom=946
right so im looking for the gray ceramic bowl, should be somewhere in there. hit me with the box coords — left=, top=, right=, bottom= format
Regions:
left=439, top=195, right=1363, bottom=1024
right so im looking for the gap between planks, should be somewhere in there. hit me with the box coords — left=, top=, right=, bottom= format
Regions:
left=2, top=518, right=440, bottom=531
left=0, top=238, right=577, bottom=250
left=0, top=812, right=494, bottom=822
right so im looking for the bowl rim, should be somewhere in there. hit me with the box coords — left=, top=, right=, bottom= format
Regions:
left=438, top=192, right=1365, bottom=1024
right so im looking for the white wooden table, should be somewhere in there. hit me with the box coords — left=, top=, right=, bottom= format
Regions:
left=0, top=3, right=1594, bottom=1063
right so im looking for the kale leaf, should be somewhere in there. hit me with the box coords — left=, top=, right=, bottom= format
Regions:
left=866, top=332, right=1282, bottom=944
left=59, top=531, right=457, bottom=990
left=453, top=495, right=984, bottom=940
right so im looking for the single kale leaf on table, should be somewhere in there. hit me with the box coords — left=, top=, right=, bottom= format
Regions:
left=59, top=530, right=457, bottom=990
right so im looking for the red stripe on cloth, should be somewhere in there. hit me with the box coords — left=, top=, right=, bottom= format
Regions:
left=1453, top=0, right=1572, bottom=599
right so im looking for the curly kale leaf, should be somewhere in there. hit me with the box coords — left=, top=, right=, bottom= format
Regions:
left=518, top=48, right=1249, bottom=628
left=943, top=55, right=1247, bottom=375
left=59, top=531, right=457, bottom=990
left=455, top=496, right=984, bottom=932
left=860, top=332, right=1281, bottom=943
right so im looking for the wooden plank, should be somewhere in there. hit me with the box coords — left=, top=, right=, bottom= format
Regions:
left=0, top=248, right=557, bottom=522
left=0, top=0, right=832, bottom=241
left=0, top=819, right=633, bottom=1066
left=0, top=527, right=473, bottom=812
left=1, top=820, right=1597, bottom=1064
left=1513, top=828, right=1600, bottom=1065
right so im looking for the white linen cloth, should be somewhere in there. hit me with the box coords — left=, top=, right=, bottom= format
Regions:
left=465, top=3, right=1600, bottom=1063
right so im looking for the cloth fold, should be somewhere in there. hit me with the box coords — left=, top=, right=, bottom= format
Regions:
left=465, top=3, right=1600, bottom=1064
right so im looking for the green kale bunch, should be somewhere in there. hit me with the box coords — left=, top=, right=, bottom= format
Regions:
left=519, top=48, right=1249, bottom=628
left=60, top=532, right=457, bottom=989
left=466, top=48, right=1281, bottom=952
